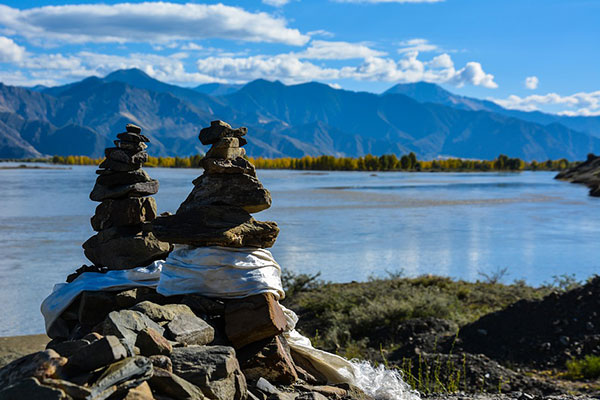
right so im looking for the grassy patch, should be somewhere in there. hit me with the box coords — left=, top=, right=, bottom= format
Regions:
left=566, top=356, right=600, bottom=380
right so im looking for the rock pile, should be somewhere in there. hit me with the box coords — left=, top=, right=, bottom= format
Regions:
left=83, top=124, right=171, bottom=270
left=0, top=121, right=370, bottom=400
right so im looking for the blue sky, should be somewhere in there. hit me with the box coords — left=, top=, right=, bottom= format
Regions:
left=0, top=0, right=598, bottom=115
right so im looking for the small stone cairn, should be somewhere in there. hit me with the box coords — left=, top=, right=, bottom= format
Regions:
left=83, top=124, right=171, bottom=270
left=0, top=121, right=370, bottom=400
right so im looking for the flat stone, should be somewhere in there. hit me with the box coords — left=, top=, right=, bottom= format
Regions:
left=205, top=146, right=246, bottom=160
left=200, top=156, right=256, bottom=176
left=297, top=393, right=328, bottom=400
left=89, top=356, right=153, bottom=399
left=149, top=367, right=207, bottom=400
left=96, top=169, right=152, bottom=187
left=149, top=355, right=172, bottom=373
left=255, top=377, right=278, bottom=395
left=199, top=120, right=247, bottom=145
left=118, top=131, right=150, bottom=143
left=68, top=336, right=128, bottom=372
left=126, top=124, right=142, bottom=134
left=152, top=207, right=279, bottom=248
left=238, top=335, right=298, bottom=384
left=0, top=350, right=67, bottom=388
left=98, top=157, right=142, bottom=172
left=166, top=314, right=215, bottom=346
left=90, top=179, right=159, bottom=201
left=179, top=173, right=271, bottom=213
left=105, top=147, right=149, bottom=165
left=130, top=301, right=195, bottom=323
left=171, top=346, right=247, bottom=400
left=225, top=293, right=287, bottom=349
left=99, top=310, right=165, bottom=348
left=43, top=378, right=92, bottom=399
left=83, top=226, right=171, bottom=270
left=123, top=381, right=154, bottom=400
left=0, top=377, right=66, bottom=400
left=115, top=140, right=148, bottom=152
left=91, top=197, right=157, bottom=231
left=136, top=328, right=172, bottom=357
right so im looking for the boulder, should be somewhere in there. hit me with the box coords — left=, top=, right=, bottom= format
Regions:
left=178, top=173, right=271, bottom=214
left=126, top=124, right=143, bottom=134
left=83, top=226, right=171, bottom=270
left=89, top=180, right=159, bottom=201
left=0, top=377, right=67, bottom=400
left=148, top=355, right=172, bottom=373
left=238, top=336, right=298, bottom=384
left=98, top=157, right=143, bottom=172
left=95, top=169, right=151, bottom=187
left=98, top=310, right=165, bottom=347
left=199, top=120, right=247, bottom=145
left=170, top=346, right=247, bottom=400
left=166, top=314, right=215, bottom=346
left=135, top=328, right=172, bottom=357
left=88, top=356, right=153, bottom=399
left=149, top=367, right=207, bottom=400
left=122, top=381, right=154, bottom=400
left=152, top=207, right=279, bottom=248
left=0, top=350, right=67, bottom=388
left=130, top=301, right=196, bottom=323
left=205, top=146, right=246, bottom=160
left=91, top=197, right=157, bottom=231
left=200, top=157, right=256, bottom=177
left=225, top=293, right=287, bottom=349
left=68, top=336, right=128, bottom=372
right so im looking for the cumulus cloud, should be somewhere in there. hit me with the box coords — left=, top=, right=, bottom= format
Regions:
left=196, top=50, right=498, bottom=88
left=0, top=36, right=25, bottom=62
left=525, top=76, right=539, bottom=90
left=262, top=0, right=292, bottom=6
left=296, top=40, right=386, bottom=59
left=0, top=3, right=309, bottom=46
left=490, top=91, right=600, bottom=116
left=398, top=38, right=439, bottom=54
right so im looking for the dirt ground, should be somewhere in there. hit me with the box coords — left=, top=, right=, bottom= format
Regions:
left=0, top=334, right=50, bottom=368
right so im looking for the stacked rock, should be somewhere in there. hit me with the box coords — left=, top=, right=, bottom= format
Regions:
left=83, top=124, right=171, bottom=269
left=152, top=120, right=279, bottom=248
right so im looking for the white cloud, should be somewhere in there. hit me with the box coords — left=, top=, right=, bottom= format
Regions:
left=334, top=0, right=444, bottom=3
left=398, top=38, right=439, bottom=54
left=307, top=30, right=335, bottom=38
left=262, top=0, right=291, bottom=6
left=490, top=91, right=600, bottom=116
left=296, top=40, right=386, bottom=60
left=0, top=3, right=309, bottom=46
left=196, top=51, right=498, bottom=88
left=0, top=36, right=24, bottom=62
left=525, top=76, right=539, bottom=90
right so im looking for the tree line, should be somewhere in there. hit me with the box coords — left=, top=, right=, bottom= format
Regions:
left=41, top=153, right=575, bottom=172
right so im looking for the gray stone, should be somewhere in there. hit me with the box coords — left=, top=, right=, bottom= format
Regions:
left=98, top=157, right=142, bottom=172
left=43, top=378, right=92, bottom=399
left=96, top=169, right=152, bottom=186
left=91, top=197, right=157, bottom=231
left=149, top=355, right=172, bottom=373
left=126, top=124, right=142, bottom=134
left=0, top=377, right=66, bottom=400
left=171, top=346, right=247, bottom=400
left=152, top=207, right=279, bottom=248
left=149, top=367, right=207, bottom=400
left=46, top=339, right=90, bottom=358
left=118, top=131, right=149, bottom=143
left=105, top=147, right=149, bottom=165
left=130, top=301, right=195, bottom=323
left=166, top=314, right=215, bottom=346
left=89, top=179, right=159, bottom=201
left=99, top=310, right=165, bottom=348
left=115, top=140, right=148, bottom=152
left=255, top=377, right=278, bottom=395
left=68, top=335, right=128, bottom=372
left=297, top=393, right=328, bottom=400
left=179, top=173, right=271, bottom=213
left=89, top=356, right=153, bottom=399
left=199, top=120, right=247, bottom=145
left=136, top=328, right=172, bottom=357
left=200, top=156, right=256, bottom=176
left=83, top=226, right=171, bottom=270
left=205, top=146, right=246, bottom=160
left=0, top=350, right=67, bottom=388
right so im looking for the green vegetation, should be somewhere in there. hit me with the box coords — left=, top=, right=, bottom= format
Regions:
left=566, top=355, right=600, bottom=380
left=11, top=153, right=576, bottom=172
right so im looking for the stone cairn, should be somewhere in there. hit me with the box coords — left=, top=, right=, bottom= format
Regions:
left=82, top=124, right=171, bottom=271
left=0, top=121, right=370, bottom=400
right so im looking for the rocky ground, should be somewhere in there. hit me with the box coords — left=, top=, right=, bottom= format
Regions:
left=555, top=153, right=600, bottom=196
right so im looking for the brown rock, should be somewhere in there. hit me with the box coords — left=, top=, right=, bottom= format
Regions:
left=130, top=301, right=196, bottom=323
left=199, top=120, right=247, bottom=145
left=68, top=336, right=128, bottom=372
left=136, top=328, right=172, bottom=356
left=126, top=124, right=142, bottom=134
left=149, top=355, right=172, bottom=373
left=225, top=293, right=287, bottom=349
left=152, top=207, right=279, bottom=248
left=149, top=367, right=207, bottom=400
left=123, top=381, right=154, bottom=400
left=91, top=197, right=157, bottom=231
left=89, top=179, right=159, bottom=201
left=205, top=146, right=246, bottom=160
left=238, top=335, right=298, bottom=384
left=178, top=173, right=271, bottom=213
left=166, top=314, right=215, bottom=346
left=95, top=169, right=152, bottom=186
left=83, top=226, right=171, bottom=270
left=99, top=310, right=165, bottom=348
left=0, top=377, right=67, bottom=399
left=44, top=378, right=92, bottom=398
left=200, top=157, right=256, bottom=177
left=0, top=350, right=67, bottom=388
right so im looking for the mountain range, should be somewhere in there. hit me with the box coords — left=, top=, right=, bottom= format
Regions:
left=1, top=68, right=599, bottom=161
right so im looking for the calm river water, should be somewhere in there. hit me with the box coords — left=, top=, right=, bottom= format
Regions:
left=0, top=164, right=598, bottom=335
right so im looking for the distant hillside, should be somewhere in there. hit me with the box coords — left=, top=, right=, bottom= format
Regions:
left=1, top=69, right=599, bottom=160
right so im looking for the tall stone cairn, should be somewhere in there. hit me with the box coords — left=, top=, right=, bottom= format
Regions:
left=152, top=120, right=279, bottom=248
left=83, top=123, right=171, bottom=270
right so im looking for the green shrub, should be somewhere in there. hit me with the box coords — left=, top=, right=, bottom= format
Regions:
left=566, top=355, right=600, bottom=380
